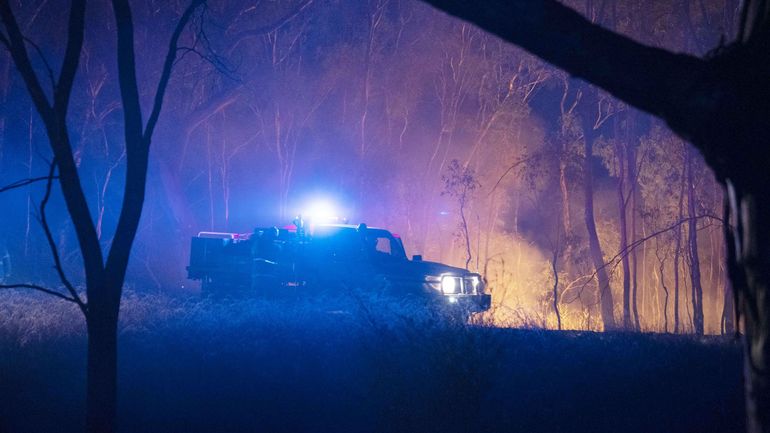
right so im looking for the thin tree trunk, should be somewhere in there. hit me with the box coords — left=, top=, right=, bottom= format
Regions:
left=722, top=191, right=736, bottom=335
left=580, top=91, right=616, bottom=330
left=616, top=137, right=632, bottom=330
left=559, top=151, right=572, bottom=236
left=687, top=147, right=705, bottom=335
left=673, top=145, right=686, bottom=333
left=460, top=198, right=472, bottom=269
left=658, top=252, right=669, bottom=333
left=628, top=139, right=641, bottom=330
left=552, top=246, right=561, bottom=330
left=722, top=262, right=736, bottom=335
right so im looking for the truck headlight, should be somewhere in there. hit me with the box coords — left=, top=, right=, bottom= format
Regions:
left=441, top=275, right=461, bottom=294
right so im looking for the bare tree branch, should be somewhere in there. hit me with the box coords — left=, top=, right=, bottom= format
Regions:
left=175, top=44, right=238, bottom=82
left=103, top=0, right=205, bottom=293
left=2, top=1, right=103, bottom=280
left=0, top=175, right=58, bottom=194
left=144, top=0, right=206, bottom=142
left=563, top=214, right=724, bottom=304
left=23, top=36, right=55, bottom=89
left=0, top=283, right=78, bottom=303
left=227, top=0, right=315, bottom=44
left=0, top=0, right=53, bottom=116
left=53, top=0, right=86, bottom=112
left=488, top=153, right=542, bottom=196
left=38, top=161, right=87, bottom=313
left=420, top=0, right=709, bottom=133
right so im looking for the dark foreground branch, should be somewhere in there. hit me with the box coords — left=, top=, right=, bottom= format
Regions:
left=38, top=161, right=87, bottom=314
left=0, top=283, right=78, bottom=303
left=144, top=0, right=206, bottom=142
left=0, top=176, right=59, bottom=194
left=420, top=0, right=712, bottom=141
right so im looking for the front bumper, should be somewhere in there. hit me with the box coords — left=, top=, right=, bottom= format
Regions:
left=437, top=293, right=492, bottom=312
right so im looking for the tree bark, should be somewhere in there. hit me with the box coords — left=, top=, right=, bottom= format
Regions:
left=85, top=304, right=119, bottom=433
left=728, top=184, right=770, bottom=433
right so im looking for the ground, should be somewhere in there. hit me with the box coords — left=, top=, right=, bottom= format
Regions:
left=0, top=291, right=745, bottom=433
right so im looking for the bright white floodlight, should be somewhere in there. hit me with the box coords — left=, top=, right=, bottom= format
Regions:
left=303, top=199, right=339, bottom=223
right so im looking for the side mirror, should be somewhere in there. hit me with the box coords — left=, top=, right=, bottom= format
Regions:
left=412, top=255, right=423, bottom=262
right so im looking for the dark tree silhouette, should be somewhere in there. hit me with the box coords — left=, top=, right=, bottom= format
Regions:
left=0, top=1, right=204, bottom=432
left=686, top=146, right=705, bottom=335
left=419, top=0, right=770, bottom=431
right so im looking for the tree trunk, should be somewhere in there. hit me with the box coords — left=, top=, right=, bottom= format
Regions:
left=722, top=264, right=736, bottom=334
left=628, top=138, right=641, bottom=331
left=727, top=183, right=770, bottom=433
left=86, top=306, right=119, bottom=433
left=615, top=137, right=632, bottom=330
left=460, top=199, right=472, bottom=270
left=552, top=247, right=561, bottom=330
left=559, top=151, right=572, bottom=236
left=722, top=192, right=736, bottom=335
left=659, top=253, right=669, bottom=333
left=673, top=145, right=686, bottom=333
left=580, top=94, right=616, bottom=331
left=687, top=147, right=705, bottom=335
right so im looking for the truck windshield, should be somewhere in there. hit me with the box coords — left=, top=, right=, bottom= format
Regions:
left=310, top=226, right=407, bottom=261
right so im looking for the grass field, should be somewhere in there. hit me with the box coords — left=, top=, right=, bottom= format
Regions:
left=0, top=290, right=745, bottom=433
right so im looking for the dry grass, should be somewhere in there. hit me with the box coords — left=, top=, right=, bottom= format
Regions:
left=0, top=289, right=745, bottom=433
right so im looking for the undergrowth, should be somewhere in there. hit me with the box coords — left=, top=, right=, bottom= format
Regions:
left=0, top=289, right=745, bottom=433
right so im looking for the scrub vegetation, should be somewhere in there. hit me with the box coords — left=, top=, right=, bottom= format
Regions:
left=0, top=290, right=744, bottom=433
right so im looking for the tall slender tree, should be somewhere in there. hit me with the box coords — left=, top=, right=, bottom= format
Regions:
left=686, top=146, right=705, bottom=335
left=0, top=1, right=204, bottom=431
left=578, top=87, right=616, bottom=331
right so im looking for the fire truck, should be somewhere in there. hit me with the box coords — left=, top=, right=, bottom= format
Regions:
left=186, top=217, right=491, bottom=313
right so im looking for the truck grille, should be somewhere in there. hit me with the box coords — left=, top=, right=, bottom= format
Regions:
left=460, top=277, right=476, bottom=294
